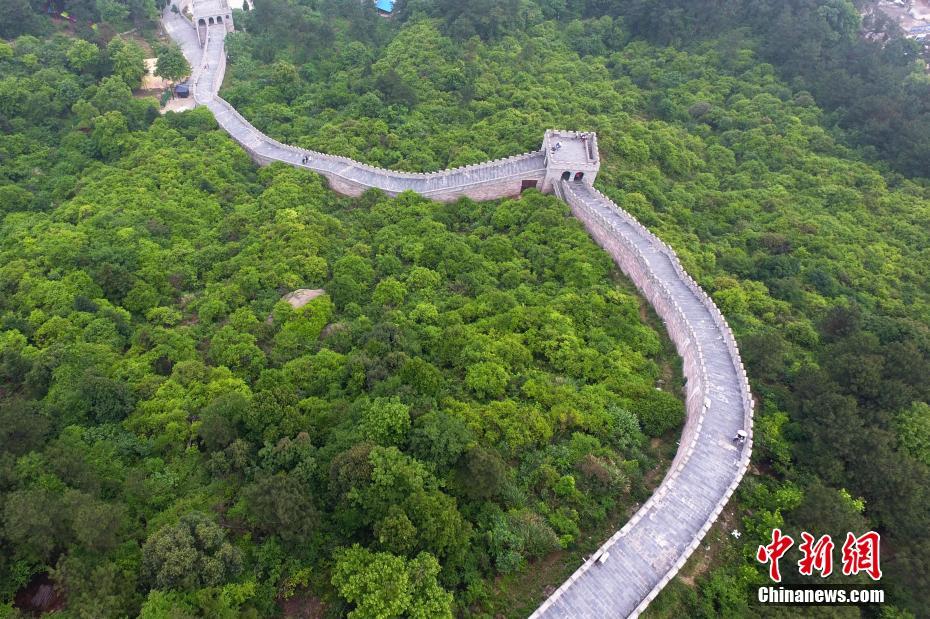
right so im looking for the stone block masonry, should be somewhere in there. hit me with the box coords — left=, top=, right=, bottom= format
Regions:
left=164, top=5, right=754, bottom=617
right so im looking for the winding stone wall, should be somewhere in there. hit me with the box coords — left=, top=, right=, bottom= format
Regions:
left=189, top=25, right=547, bottom=202
left=531, top=182, right=753, bottom=617
left=162, top=8, right=754, bottom=617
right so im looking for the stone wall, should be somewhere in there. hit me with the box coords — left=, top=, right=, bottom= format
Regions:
left=193, top=26, right=226, bottom=102
left=188, top=23, right=552, bottom=204
left=553, top=181, right=754, bottom=617
left=206, top=95, right=547, bottom=203
left=541, top=129, right=600, bottom=192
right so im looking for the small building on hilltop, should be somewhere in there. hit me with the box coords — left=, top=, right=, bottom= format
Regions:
left=907, top=24, right=930, bottom=39
left=374, top=0, right=395, bottom=15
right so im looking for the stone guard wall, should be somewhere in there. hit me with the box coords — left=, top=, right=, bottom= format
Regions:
left=544, top=181, right=754, bottom=616
left=204, top=92, right=547, bottom=202
left=189, top=24, right=548, bottom=203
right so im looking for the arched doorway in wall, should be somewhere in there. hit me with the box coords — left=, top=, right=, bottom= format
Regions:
left=208, top=16, right=214, bottom=24
left=574, top=172, right=584, bottom=181
left=216, top=15, right=223, bottom=22
left=198, top=18, right=206, bottom=26
left=561, top=171, right=571, bottom=181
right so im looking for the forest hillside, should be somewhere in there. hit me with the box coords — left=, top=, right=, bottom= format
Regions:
left=2, top=0, right=930, bottom=617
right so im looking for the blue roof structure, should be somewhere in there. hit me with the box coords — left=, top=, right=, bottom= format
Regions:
left=374, top=0, right=395, bottom=13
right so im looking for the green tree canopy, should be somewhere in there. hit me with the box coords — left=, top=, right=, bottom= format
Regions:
left=155, top=43, right=191, bottom=83
left=141, top=513, right=242, bottom=591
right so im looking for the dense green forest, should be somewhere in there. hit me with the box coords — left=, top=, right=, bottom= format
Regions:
left=1, top=29, right=681, bottom=618
left=3, top=0, right=930, bottom=617
left=0, top=0, right=165, bottom=40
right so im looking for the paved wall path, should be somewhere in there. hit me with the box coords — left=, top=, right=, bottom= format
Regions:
left=533, top=182, right=753, bottom=618
left=162, top=8, right=753, bottom=617
left=167, top=14, right=548, bottom=202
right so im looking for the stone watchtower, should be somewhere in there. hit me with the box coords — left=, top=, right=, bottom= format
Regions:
left=192, top=0, right=234, bottom=45
left=541, top=130, right=600, bottom=193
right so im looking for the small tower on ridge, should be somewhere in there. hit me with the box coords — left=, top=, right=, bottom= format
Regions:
left=541, top=130, right=600, bottom=193
left=192, top=0, right=234, bottom=45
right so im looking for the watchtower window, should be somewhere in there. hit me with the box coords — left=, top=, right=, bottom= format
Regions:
left=208, top=16, right=214, bottom=24
left=561, top=171, right=571, bottom=181
left=216, top=15, right=223, bottom=22
left=198, top=18, right=206, bottom=25
left=574, top=172, right=584, bottom=182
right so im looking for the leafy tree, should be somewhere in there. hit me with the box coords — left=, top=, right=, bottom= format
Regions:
left=359, top=397, right=411, bottom=447
left=465, top=361, right=510, bottom=399
left=67, top=39, right=101, bottom=73
left=139, top=590, right=199, bottom=619
left=409, top=411, right=472, bottom=471
left=242, top=472, right=319, bottom=547
left=895, top=402, right=930, bottom=467
left=271, top=295, right=335, bottom=362
left=635, top=389, right=685, bottom=437
left=155, top=43, right=190, bottom=84
left=2, top=488, right=69, bottom=563
left=0, top=0, right=43, bottom=38
left=331, top=545, right=453, bottom=619
left=52, top=555, right=143, bottom=619
left=97, top=0, right=130, bottom=24
left=107, top=37, right=146, bottom=88
left=329, top=255, right=375, bottom=308
left=141, top=513, right=242, bottom=590
left=454, top=446, right=506, bottom=500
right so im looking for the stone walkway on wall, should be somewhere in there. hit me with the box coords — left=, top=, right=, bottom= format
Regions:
left=164, top=13, right=549, bottom=200
left=532, top=182, right=753, bottom=618
left=162, top=6, right=753, bottom=617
